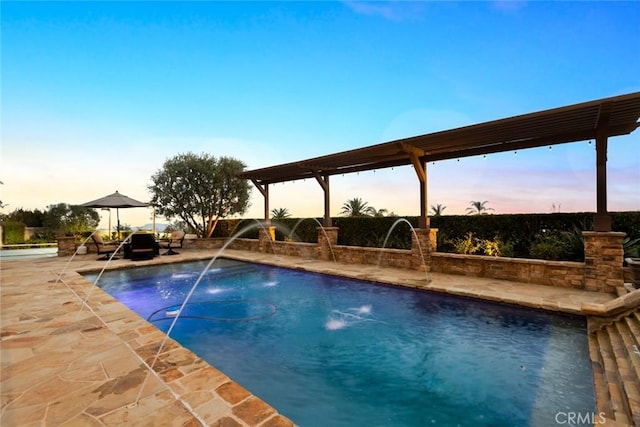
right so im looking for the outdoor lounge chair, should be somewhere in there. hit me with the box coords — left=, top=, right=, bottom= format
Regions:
left=91, top=233, right=120, bottom=260
left=159, top=230, right=185, bottom=255
left=129, top=233, right=159, bottom=261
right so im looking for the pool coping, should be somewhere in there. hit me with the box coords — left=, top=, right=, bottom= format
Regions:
left=1, top=249, right=636, bottom=426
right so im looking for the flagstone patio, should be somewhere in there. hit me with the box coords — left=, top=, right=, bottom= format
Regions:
left=1, top=249, right=637, bottom=426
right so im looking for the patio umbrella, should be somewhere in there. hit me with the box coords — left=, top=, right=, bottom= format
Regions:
left=80, top=191, right=150, bottom=239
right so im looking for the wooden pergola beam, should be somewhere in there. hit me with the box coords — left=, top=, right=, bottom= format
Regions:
left=401, top=143, right=429, bottom=228
left=239, top=93, right=640, bottom=232
left=251, top=179, right=270, bottom=223
left=312, top=171, right=332, bottom=227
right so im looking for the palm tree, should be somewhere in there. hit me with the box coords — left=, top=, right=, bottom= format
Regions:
left=367, top=207, right=388, bottom=217
left=271, top=207, right=291, bottom=220
left=340, top=197, right=371, bottom=217
left=430, top=204, right=446, bottom=216
left=466, top=200, right=495, bottom=215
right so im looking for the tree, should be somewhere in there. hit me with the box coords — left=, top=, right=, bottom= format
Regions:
left=4, top=207, right=46, bottom=226
left=43, top=203, right=100, bottom=237
left=149, top=153, right=251, bottom=237
left=340, top=197, right=372, bottom=217
left=466, top=200, right=495, bottom=215
left=430, top=204, right=446, bottom=216
left=367, top=207, right=388, bottom=217
left=271, top=208, right=291, bottom=220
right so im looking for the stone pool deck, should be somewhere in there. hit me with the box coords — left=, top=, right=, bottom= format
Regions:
left=1, top=249, right=638, bottom=426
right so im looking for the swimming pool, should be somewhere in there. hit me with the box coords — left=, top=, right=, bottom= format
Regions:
left=85, top=258, right=596, bottom=427
left=0, top=247, right=57, bottom=259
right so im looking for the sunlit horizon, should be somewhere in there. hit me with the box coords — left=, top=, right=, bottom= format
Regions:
left=2, top=1, right=639, bottom=229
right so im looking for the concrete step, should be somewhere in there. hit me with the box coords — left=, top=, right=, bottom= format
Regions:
left=590, top=332, right=615, bottom=421
left=619, top=319, right=640, bottom=381
left=608, top=322, right=640, bottom=426
left=597, top=327, right=632, bottom=425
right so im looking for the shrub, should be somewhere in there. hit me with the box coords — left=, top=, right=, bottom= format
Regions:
left=530, top=241, right=566, bottom=260
left=27, top=231, right=58, bottom=243
left=529, top=231, right=573, bottom=261
left=452, top=233, right=514, bottom=257
left=624, top=237, right=640, bottom=259
left=484, top=236, right=514, bottom=258
left=453, top=232, right=482, bottom=255
left=2, top=221, right=25, bottom=244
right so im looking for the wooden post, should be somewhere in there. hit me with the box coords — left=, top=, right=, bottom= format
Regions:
left=594, top=103, right=611, bottom=232
left=251, top=179, right=270, bottom=224
left=313, top=172, right=332, bottom=227
left=402, top=143, right=429, bottom=229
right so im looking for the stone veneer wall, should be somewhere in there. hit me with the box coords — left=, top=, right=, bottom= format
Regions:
left=194, top=235, right=626, bottom=292
left=332, top=246, right=414, bottom=269
left=583, top=231, right=625, bottom=293
left=270, top=241, right=317, bottom=258
left=62, top=230, right=628, bottom=294
left=220, top=238, right=616, bottom=293
left=185, top=237, right=258, bottom=252
left=430, top=253, right=585, bottom=288
left=57, top=236, right=76, bottom=257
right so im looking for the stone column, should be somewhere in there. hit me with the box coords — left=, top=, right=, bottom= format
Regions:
left=317, top=227, right=338, bottom=262
left=583, top=231, right=625, bottom=293
left=428, top=228, right=438, bottom=252
left=258, top=226, right=276, bottom=254
left=411, top=228, right=433, bottom=272
left=57, top=236, right=76, bottom=257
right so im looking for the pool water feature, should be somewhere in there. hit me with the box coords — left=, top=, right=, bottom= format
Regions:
left=85, top=259, right=595, bottom=427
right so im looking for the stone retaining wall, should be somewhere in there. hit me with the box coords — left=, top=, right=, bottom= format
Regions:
left=59, top=228, right=629, bottom=294
left=430, top=253, right=585, bottom=288
left=205, top=237, right=590, bottom=289
left=57, top=237, right=76, bottom=257
left=583, top=232, right=625, bottom=293
left=215, top=237, right=622, bottom=293
left=331, top=245, right=413, bottom=269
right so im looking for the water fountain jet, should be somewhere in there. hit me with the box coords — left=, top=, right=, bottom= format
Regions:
left=288, top=217, right=337, bottom=264
left=376, top=218, right=430, bottom=283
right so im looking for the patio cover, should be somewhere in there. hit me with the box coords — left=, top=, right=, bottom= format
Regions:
left=239, top=92, right=640, bottom=230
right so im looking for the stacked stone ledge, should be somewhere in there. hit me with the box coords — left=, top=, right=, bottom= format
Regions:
left=584, top=232, right=626, bottom=294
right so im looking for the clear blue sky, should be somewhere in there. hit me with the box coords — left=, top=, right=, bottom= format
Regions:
left=2, top=1, right=639, bottom=229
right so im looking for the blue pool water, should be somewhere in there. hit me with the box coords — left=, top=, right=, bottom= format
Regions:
left=85, top=259, right=596, bottom=427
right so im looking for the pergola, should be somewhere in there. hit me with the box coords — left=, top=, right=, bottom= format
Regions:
left=239, top=92, right=640, bottom=232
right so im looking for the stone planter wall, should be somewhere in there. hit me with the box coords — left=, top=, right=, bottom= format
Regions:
left=583, top=232, right=625, bottom=293
left=225, top=238, right=260, bottom=252
left=269, top=241, right=317, bottom=258
left=57, top=237, right=76, bottom=257
left=331, top=246, right=413, bottom=269
left=186, top=237, right=226, bottom=250
left=430, top=253, right=585, bottom=288
left=223, top=236, right=587, bottom=289
left=119, top=226, right=628, bottom=294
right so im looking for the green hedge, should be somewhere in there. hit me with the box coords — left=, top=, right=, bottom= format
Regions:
left=2, top=221, right=26, bottom=244
left=214, top=212, right=640, bottom=259
left=332, top=216, right=419, bottom=249
left=430, top=212, right=640, bottom=259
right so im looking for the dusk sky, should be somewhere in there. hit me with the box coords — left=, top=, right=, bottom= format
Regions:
left=2, top=1, right=639, bottom=230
